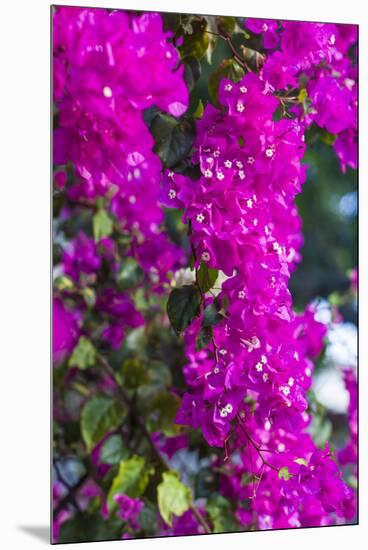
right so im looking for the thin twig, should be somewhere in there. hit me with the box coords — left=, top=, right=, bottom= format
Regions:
left=96, top=353, right=211, bottom=534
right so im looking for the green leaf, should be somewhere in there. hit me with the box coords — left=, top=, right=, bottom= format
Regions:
left=150, top=113, right=195, bottom=168
left=117, top=258, right=143, bottom=290
left=54, top=275, right=74, bottom=291
left=294, top=457, right=308, bottom=466
left=179, top=18, right=210, bottom=60
left=193, top=99, right=204, bottom=119
left=216, top=16, right=236, bottom=35
left=81, top=395, right=125, bottom=451
left=183, top=56, right=201, bottom=91
left=58, top=513, right=122, bottom=543
left=157, top=471, right=192, bottom=526
left=137, top=361, right=172, bottom=400
left=167, top=285, right=201, bottom=334
left=278, top=466, right=293, bottom=480
left=208, top=59, right=245, bottom=106
left=138, top=504, right=158, bottom=536
left=69, top=336, right=96, bottom=370
left=310, top=414, right=332, bottom=448
left=93, top=208, right=114, bottom=241
left=146, top=391, right=181, bottom=436
left=203, top=302, right=225, bottom=327
left=207, top=495, right=239, bottom=533
left=120, top=358, right=149, bottom=389
left=196, top=326, right=212, bottom=351
left=197, top=263, right=218, bottom=293
left=100, top=434, right=129, bottom=465
left=107, top=456, right=153, bottom=511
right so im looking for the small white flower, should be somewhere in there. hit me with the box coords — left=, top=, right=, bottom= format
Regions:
left=201, top=251, right=211, bottom=262
left=263, top=373, right=269, bottom=382
left=261, top=355, right=267, bottom=364
left=278, top=443, right=286, bottom=452
left=264, top=419, right=271, bottom=430
left=253, top=218, right=258, bottom=226
left=168, top=189, right=176, bottom=199
left=216, top=171, right=225, bottom=180
left=294, top=351, right=300, bottom=361
left=213, top=367, right=220, bottom=374
left=238, top=290, right=245, bottom=299
left=224, top=83, right=233, bottom=91
left=305, top=367, right=312, bottom=377
left=196, top=213, right=205, bottom=223
left=255, top=362, right=263, bottom=372
left=279, top=385, right=290, bottom=396
left=103, top=86, right=113, bottom=98
left=265, top=147, right=274, bottom=158
left=288, top=377, right=295, bottom=387
left=247, top=156, right=255, bottom=164
left=330, top=33, right=336, bottom=45
left=206, top=157, right=213, bottom=163
left=247, top=199, right=253, bottom=208
left=168, top=171, right=174, bottom=177
left=262, top=23, right=269, bottom=32
left=238, top=170, right=245, bottom=180
left=236, top=161, right=243, bottom=168
left=219, top=348, right=227, bottom=356
left=204, top=169, right=213, bottom=178
left=213, top=149, right=220, bottom=158
left=220, top=408, right=228, bottom=418
left=236, top=101, right=245, bottom=113
left=224, top=160, right=232, bottom=168
left=240, top=86, right=248, bottom=94
left=225, top=403, right=233, bottom=413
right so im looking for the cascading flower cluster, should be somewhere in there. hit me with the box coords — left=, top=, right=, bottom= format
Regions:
left=163, top=49, right=356, bottom=526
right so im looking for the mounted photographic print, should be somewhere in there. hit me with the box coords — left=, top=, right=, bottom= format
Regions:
left=52, top=5, right=358, bottom=544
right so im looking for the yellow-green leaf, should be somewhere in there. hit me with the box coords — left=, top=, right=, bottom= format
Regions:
left=157, top=471, right=192, bottom=526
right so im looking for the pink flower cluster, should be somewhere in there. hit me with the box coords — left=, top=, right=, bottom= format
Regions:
left=257, top=21, right=357, bottom=172
left=164, top=66, right=355, bottom=526
left=53, top=6, right=189, bottom=353
left=53, top=5, right=188, bottom=279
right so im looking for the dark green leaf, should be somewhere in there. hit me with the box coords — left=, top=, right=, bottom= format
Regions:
left=179, top=18, right=210, bottom=60
left=197, top=263, right=218, bottom=293
left=81, top=395, right=125, bottom=451
left=117, top=258, right=143, bottom=290
left=100, top=434, right=129, bottom=465
left=150, top=113, right=195, bottom=168
left=120, top=358, right=149, bottom=389
left=195, top=326, right=212, bottom=351
left=167, top=285, right=201, bottom=334
left=203, top=303, right=225, bottom=327
left=157, top=471, right=192, bottom=526
left=207, top=495, right=239, bottom=533
left=183, top=56, right=202, bottom=91
left=58, top=513, right=122, bottom=543
left=146, top=391, right=181, bottom=436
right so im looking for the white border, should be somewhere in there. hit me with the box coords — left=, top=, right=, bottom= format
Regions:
left=0, top=0, right=366, bottom=548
